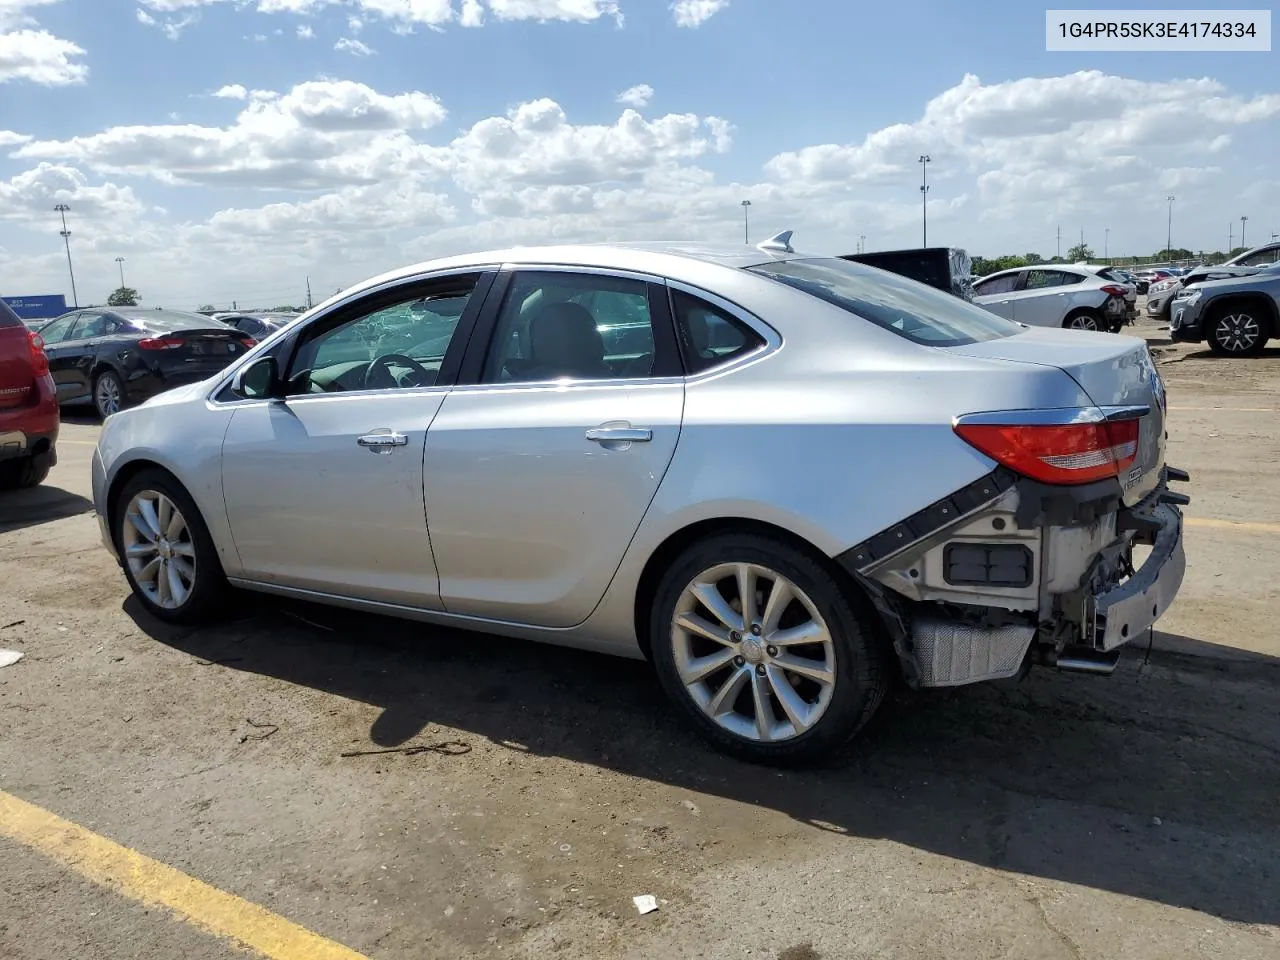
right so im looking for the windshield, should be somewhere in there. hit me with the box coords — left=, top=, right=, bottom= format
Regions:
left=747, top=257, right=1019, bottom=346
left=122, top=311, right=227, bottom=333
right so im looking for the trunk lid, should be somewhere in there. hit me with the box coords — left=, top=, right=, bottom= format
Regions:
left=146, top=328, right=251, bottom=374
left=945, top=327, right=1166, bottom=505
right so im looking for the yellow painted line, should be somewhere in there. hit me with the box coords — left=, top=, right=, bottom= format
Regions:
left=0, top=790, right=370, bottom=960
left=1185, top=516, right=1280, bottom=535
left=1169, top=406, right=1280, bottom=413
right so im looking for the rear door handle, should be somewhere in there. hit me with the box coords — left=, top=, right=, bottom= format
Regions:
left=585, top=426, right=652, bottom=443
left=357, top=431, right=409, bottom=453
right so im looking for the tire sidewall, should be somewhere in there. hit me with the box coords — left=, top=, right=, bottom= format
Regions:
left=114, top=469, right=226, bottom=623
left=649, top=533, right=887, bottom=764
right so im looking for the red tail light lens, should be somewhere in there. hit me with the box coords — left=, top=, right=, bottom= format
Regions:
left=138, top=336, right=184, bottom=350
left=28, top=332, right=49, bottom=377
left=955, top=419, right=1140, bottom=485
left=1100, top=284, right=1129, bottom=297
left=238, top=337, right=257, bottom=348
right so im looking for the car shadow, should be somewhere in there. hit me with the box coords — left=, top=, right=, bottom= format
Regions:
left=126, top=596, right=1280, bottom=927
left=1183, top=346, right=1280, bottom=361
left=58, top=409, right=101, bottom=426
left=0, top=483, right=94, bottom=532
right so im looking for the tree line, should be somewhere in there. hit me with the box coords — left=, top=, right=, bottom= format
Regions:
left=971, top=245, right=1257, bottom=277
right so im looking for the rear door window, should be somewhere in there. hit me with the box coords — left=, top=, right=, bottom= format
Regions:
left=0, top=299, right=22, bottom=329
left=749, top=258, right=1019, bottom=346
left=974, top=273, right=1019, bottom=296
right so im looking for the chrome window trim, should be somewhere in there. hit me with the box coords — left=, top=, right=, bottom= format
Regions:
left=953, top=405, right=1150, bottom=428
left=206, top=264, right=499, bottom=408
left=664, top=278, right=780, bottom=381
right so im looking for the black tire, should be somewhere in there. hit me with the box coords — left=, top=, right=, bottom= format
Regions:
left=649, top=532, right=890, bottom=766
left=1206, top=304, right=1268, bottom=357
left=93, top=369, right=126, bottom=420
left=113, top=468, right=228, bottom=623
left=0, top=455, right=50, bottom=490
left=1063, top=309, right=1104, bottom=332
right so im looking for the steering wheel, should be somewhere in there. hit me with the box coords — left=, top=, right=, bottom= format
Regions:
left=364, top=353, right=433, bottom=390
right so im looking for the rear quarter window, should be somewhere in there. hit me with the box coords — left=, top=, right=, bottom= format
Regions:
left=748, top=258, right=1019, bottom=346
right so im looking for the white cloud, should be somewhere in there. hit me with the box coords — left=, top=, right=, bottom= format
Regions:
left=0, top=0, right=61, bottom=30
left=18, top=80, right=448, bottom=188
left=211, top=83, right=247, bottom=100
left=136, top=5, right=198, bottom=38
left=334, top=35, right=374, bottom=55
left=346, top=14, right=362, bottom=31
left=138, top=0, right=623, bottom=30
left=0, top=162, right=146, bottom=226
left=670, top=0, right=727, bottom=28
left=0, top=129, right=31, bottom=145
left=135, top=7, right=157, bottom=25
left=296, top=23, right=313, bottom=37
left=616, top=83, right=653, bottom=108
left=0, top=28, right=86, bottom=84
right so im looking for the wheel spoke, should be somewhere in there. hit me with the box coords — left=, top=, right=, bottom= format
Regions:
left=127, top=509, right=158, bottom=543
left=135, top=557, right=161, bottom=583
left=166, top=562, right=187, bottom=606
left=678, top=647, right=737, bottom=685
left=735, top=563, right=757, bottom=628
left=157, top=497, right=172, bottom=538
left=171, top=557, right=196, bottom=587
left=691, top=581, right=743, bottom=632
left=768, top=619, right=828, bottom=647
left=765, top=664, right=814, bottom=734
left=750, top=672, right=774, bottom=741
left=166, top=509, right=187, bottom=542
left=155, top=562, right=171, bottom=604
left=126, top=541, right=158, bottom=559
left=138, top=499, right=162, bottom=541
left=171, top=540, right=196, bottom=558
left=760, top=578, right=793, bottom=635
left=773, top=652, right=834, bottom=685
left=706, top=664, right=750, bottom=716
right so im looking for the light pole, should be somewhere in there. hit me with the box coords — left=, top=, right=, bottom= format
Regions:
left=1240, top=216, right=1248, bottom=249
left=740, top=199, right=751, bottom=245
left=54, top=203, right=78, bottom=308
left=1165, top=195, right=1175, bottom=260
left=858, top=234, right=866, bottom=254
left=115, top=256, right=126, bottom=288
left=918, top=155, right=931, bottom=247
left=1104, top=227, right=1110, bottom=262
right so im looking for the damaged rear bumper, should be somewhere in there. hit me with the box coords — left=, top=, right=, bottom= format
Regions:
left=838, top=467, right=1190, bottom=688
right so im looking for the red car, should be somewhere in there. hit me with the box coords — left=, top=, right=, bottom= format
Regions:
left=0, top=298, right=58, bottom=489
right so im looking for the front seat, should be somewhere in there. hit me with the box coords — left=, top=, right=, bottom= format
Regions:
left=524, top=302, right=613, bottom=380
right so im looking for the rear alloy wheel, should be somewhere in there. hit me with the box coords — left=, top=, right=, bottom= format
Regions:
left=94, top=370, right=124, bottom=419
left=651, top=533, right=888, bottom=765
left=115, top=469, right=227, bottom=623
left=1208, top=309, right=1266, bottom=356
left=1064, top=311, right=1102, bottom=332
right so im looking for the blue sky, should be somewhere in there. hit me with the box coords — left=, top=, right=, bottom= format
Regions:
left=1, top=0, right=1277, bottom=308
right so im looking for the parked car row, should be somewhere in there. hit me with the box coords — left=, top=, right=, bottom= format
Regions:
left=1170, top=260, right=1280, bottom=355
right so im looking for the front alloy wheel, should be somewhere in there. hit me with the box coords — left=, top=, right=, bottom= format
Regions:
left=114, top=468, right=227, bottom=623
left=651, top=533, right=888, bottom=764
left=122, top=490, right=197, bottom=610
left=1065, top=312, right=1101, bottom=332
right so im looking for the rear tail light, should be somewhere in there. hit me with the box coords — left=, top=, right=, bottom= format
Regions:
left=28, top=332, right=49, bottom=377
left=238, top=337, right=257, bottom=348
left=1100, top=284, right=1129, bottom=297
left=954, top=417, right=1140, bottom=485
left=138, top=336, right=184, bottom=351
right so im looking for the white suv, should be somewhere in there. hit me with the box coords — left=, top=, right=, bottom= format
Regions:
left=972, top=265, right=1130, bottom=332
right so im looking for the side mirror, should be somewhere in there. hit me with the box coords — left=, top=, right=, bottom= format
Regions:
left=232, top=355, right=280, bottom=400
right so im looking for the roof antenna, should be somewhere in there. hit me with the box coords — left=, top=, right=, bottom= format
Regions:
left=757, top=230, right=794, bottom=254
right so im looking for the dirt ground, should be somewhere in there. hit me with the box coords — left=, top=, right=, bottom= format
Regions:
left=2, top=315, right=1278, bottom=960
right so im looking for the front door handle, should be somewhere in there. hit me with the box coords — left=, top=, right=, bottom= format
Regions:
left=357, top=430, right=409, bottom=453
left=585, top=426, right=652, bottom=444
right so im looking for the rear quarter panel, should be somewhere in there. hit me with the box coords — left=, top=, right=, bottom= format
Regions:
left=574, top=281, right=1095, bottom=652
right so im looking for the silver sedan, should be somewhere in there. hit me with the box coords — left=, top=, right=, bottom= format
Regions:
left=92, top=235, right=1189, bottom=763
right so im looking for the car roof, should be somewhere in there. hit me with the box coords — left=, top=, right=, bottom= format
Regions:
left=325, top=241, right=808, bottom=306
